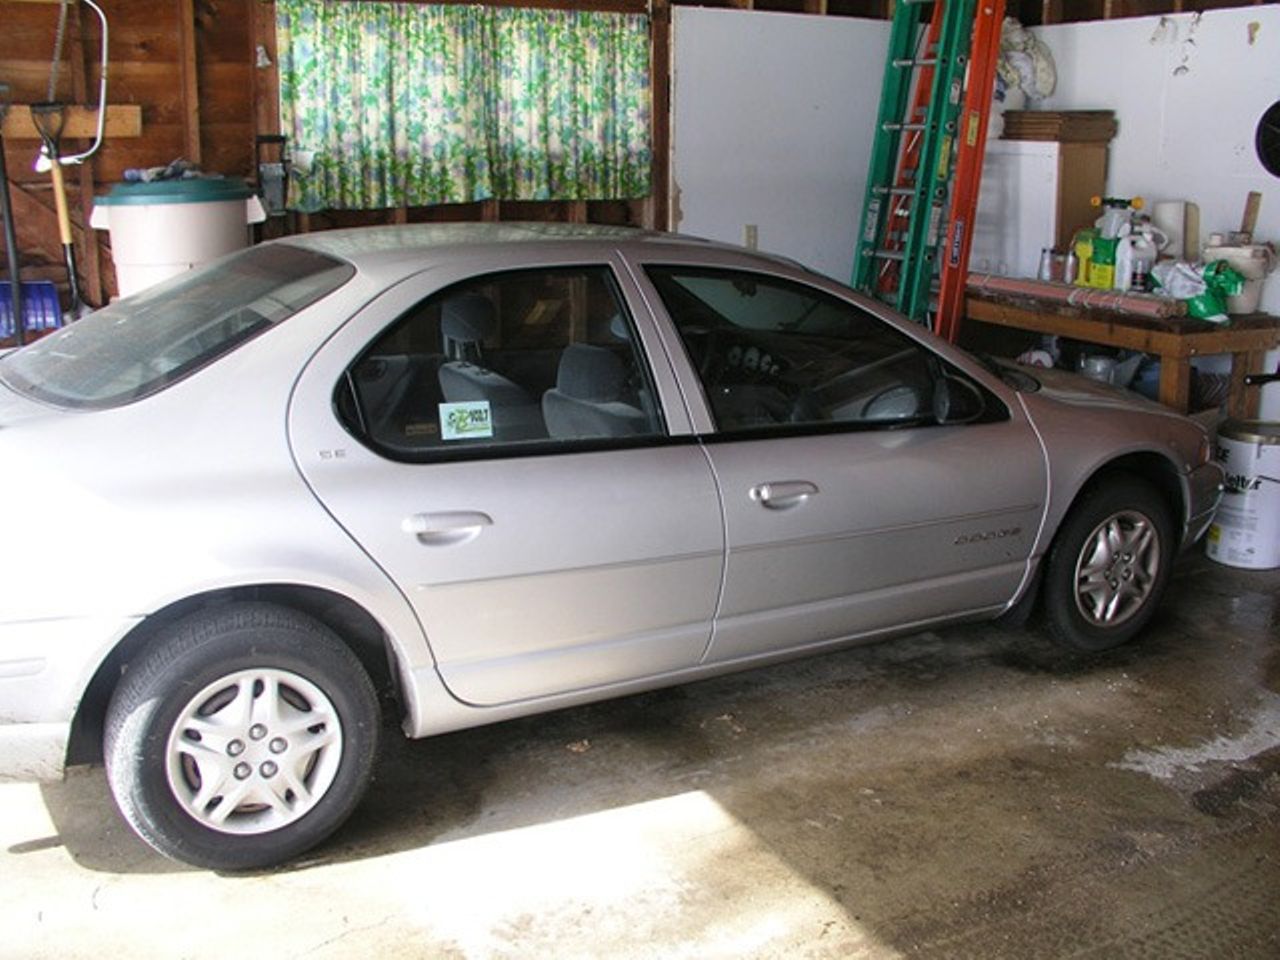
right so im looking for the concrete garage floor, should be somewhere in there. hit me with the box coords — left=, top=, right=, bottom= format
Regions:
left=3, top=553, right=1278, bottom=959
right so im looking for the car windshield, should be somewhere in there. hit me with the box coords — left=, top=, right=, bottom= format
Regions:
left=0, top=244, right=354, bottom=410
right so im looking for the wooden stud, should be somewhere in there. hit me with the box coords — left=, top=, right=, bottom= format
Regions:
left=252, top=1, right=282, bottom=139
left=649, top=0, right=672, bottom=231
left=177, top=0, right=202, bottom=164
left=1040, top=0, right=1064, bottom=23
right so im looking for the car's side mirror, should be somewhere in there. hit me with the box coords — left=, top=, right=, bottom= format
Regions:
left=933, top=373, right=986, bottom=424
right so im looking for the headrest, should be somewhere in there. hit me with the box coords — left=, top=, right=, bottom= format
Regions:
left=441, top=293, right=496, bottom=344
left=608, top=312, right=631, bottom=341
left=556, top=344, right=627, bottom=402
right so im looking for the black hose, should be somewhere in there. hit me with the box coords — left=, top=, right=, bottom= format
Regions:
left=0, top=92, right=24, bottom=348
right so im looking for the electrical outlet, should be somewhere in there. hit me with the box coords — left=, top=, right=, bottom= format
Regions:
left=744, top=224, right=758, bottom=250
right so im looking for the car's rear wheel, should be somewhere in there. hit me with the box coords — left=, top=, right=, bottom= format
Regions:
left=1043, top=476, right=1175, bottom=652
left=104, top=603, right=379, bottom=870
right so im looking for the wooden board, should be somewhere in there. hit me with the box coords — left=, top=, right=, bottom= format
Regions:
left=1002, top=110, right=1117, bottom=143
left=1, top=104, right=142, bottom=140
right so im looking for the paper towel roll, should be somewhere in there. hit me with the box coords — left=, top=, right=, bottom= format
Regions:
left=1152, top=200, right=1187, bottom=260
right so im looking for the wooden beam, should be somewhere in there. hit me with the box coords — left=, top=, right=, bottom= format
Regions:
left=649, top=0, right=671, bottom=231
left=1, top=105, right=142, bottom=140
left=333, top=0, right=648, bottom=10
left=252, top=0, right=282, bottom=138
left=68, top=1, right=103, bottom=306
left=177, top=0, right=202, bottom=164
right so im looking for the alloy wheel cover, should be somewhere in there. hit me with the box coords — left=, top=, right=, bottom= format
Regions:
left=1072, top=509, right=1161, bottom=628
left=163, top=668, right=344, bottom=835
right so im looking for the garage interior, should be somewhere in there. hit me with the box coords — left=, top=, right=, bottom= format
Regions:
left=1, top=0, right=1278, bottom=956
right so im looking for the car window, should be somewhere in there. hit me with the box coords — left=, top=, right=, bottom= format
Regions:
left=645, top=266, right=978, bottom=433
left=336, top=266, right=665, bottom=460
left=0, top=244, right=353, bottom=410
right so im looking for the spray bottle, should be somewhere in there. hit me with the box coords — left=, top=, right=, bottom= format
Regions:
left=1089, top=195, right=1144, bottom=290
left=1073, top=228, right=1097, bottom=288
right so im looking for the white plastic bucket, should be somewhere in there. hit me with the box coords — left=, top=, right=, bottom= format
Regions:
left=90, top=179, right=267, bottom=298
left=1206, top=420, right=1280, bottom=570
left=1202, top=244, right=1276, bottom=315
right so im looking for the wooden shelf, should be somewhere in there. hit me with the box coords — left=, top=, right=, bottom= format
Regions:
left=965, top=292, right=1280, bottom=418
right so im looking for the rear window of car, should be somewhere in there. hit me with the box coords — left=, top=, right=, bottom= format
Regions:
left=0, top=244, right=354, bottom=410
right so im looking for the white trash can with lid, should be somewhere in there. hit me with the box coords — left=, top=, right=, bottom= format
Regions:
left=90, top=178, right=267, bottom=298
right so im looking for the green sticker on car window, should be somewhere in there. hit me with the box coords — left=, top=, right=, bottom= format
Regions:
left=440, top=401, right=494, bottom=441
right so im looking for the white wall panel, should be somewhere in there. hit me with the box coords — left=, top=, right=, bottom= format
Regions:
left=670, top=9, right=889, bottom=281
left=1037, top=8, right=1280, bottom=415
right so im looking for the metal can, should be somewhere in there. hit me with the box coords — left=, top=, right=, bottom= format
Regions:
left=1206, top=420, right=1280, bottom=569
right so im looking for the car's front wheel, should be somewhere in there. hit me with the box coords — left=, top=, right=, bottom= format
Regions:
left=104, top=603, right=380, bottom=870
left=1043, top=476, right=1175, bottom=652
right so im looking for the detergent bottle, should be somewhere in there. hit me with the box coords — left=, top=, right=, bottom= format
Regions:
left=1113, top=226, right=1137, bottom=292
left=1129, top=222, right=1165, bottom=292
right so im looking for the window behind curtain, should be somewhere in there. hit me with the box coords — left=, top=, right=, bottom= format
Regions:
left=275, top=0, right=652, bottom=212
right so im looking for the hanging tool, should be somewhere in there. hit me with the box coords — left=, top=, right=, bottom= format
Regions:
left=30, top=0, right=111, bottom=321
left=31, top=103, right=86, bottom=320
left=852, top=0, right=1006, bottom=339
left=33, top=0, right=110, bottom=170
left=31, top=0, right=85, bottom=319
left=0, top=84, right=25, bottom=346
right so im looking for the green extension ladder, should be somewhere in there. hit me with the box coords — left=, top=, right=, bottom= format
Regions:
left=851, top=0, right=999, bottom=331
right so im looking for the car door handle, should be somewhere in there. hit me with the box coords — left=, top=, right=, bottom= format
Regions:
left=749, top=481, right=819, bottom=510
left=401, top=511, right=493, bottom=545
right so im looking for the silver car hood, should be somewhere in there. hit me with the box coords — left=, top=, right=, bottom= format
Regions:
left=1021, top=366, right=1176, bottom=418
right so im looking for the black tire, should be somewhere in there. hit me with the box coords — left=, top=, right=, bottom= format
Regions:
left=1043, top=475, right=1175, bottom=652
left=104, top=602, right=380, bottom=871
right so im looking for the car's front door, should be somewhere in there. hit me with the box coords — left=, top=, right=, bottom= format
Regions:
left=636, top=262, right=1047, bottom=663
left=290, top=256, right=723, bottom=706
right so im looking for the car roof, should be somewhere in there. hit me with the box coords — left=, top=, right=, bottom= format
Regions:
left=274, top=222, right=792, bottom=282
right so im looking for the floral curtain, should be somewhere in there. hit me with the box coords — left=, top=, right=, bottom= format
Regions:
left=275, top=0, right=651, bottom=212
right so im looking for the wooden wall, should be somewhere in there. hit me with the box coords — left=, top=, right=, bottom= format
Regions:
left=0, top=0, right=1271, bottom=308
left=1, top=0, right=254, bottom=305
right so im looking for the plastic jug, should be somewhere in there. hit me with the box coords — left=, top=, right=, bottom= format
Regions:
left=1088, top=235, right=1118, bottom=289
left=1130, top=226, right=1164, bottom=291
left=1114, top=232, right=1137, bottom=292
left=1202, top=243, right=1277, bottom=314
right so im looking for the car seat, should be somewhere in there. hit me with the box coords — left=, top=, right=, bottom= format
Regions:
left=437, top=293, right=545, bottom=441
left=542, top=344, right=651, bottom=440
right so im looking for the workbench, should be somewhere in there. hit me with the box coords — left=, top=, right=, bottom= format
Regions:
left=964, top=293, right=1280, bottom=419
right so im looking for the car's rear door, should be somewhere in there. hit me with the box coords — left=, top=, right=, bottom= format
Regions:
left=289, top=249, right=723, bottom=706
left=630, top=257, right=1047, bottom=663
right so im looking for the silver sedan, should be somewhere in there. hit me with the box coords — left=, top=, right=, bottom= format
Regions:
left=0, top=224, right=1222, bottom=869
